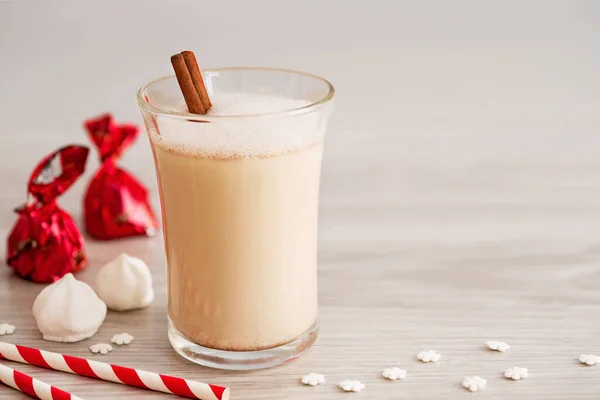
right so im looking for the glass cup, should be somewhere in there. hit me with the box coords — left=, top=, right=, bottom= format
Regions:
left=137, top=67, right=334, bottom=370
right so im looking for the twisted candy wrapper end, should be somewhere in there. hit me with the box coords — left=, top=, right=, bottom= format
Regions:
left=6, top=145, right=89, bottom=283
left=83, top=114, right=158, bottom=240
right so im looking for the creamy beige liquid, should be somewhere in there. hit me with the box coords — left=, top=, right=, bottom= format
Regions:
left=150, top=104, right=323, bottom=350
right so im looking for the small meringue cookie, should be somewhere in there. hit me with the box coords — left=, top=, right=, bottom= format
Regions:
left=95, top=254, right=154, bottom=311
left=33, top=273, right=107, bottom=342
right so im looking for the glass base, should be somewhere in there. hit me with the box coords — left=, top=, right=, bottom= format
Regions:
left=168, top=319, right=318, bottom=370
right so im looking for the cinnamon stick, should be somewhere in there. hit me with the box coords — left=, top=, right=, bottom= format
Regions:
left=170, top=53, right=205, bottom=114
left=181, top=50, right=212, bottom=111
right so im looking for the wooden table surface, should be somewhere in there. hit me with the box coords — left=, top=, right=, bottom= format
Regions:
left=1, top=120, right=599, bottom=399
left=2, top=2, right=600, bottom=399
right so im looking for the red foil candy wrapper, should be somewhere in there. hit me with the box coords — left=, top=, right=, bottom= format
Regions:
left=6, top=145, right=90, bottom=283
left=83, top=114, right=157, bottom=240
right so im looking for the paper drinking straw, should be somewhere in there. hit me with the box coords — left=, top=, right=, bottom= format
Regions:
left=0, top=342, right=229, bottom=400
left=0, top=363, right=84, bottom=400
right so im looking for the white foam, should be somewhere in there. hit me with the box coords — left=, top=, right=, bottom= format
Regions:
left=149, top=93, right=327, bottom=159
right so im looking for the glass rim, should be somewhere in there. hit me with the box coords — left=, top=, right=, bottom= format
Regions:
left=136, top=66, right=335, bottom=121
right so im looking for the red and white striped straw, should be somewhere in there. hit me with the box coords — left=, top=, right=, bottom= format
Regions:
left=0, top=342, right=229, bottom=400
left=0, top=363, right=84, bottom=400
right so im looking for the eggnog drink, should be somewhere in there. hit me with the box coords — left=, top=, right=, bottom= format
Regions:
left=149, top=94, right=325, bottom=351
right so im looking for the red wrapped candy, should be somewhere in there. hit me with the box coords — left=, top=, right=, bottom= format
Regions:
left=6, top=145, right=90, bottom=283
left=83, top=113, right=157, bottom=240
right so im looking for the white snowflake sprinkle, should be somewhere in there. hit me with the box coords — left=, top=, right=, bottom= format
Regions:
left=417, top=350, right=441, bottom=363
left=462, top=376, right=487, bottom=392
left=579, top=354, right=600, bottom=366
left=89, top=343, right=113, bottom=355
left=504, top=367, right=528, bottom=380
left=301, top=373, right=325, bottom=386
left=339, top=380, right=365, bottom=392
left=0, top=323, right=15, bottom=335
left=382, top=367, right=407, bottom=380
left=486, top=340, right=510, bottom=352
left=111, top=333, right=134, bottom=345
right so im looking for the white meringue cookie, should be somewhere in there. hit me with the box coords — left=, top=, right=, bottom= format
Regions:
left=95, top=254, right=154, bottom=311
left=33, top=273, right=107, bottom=343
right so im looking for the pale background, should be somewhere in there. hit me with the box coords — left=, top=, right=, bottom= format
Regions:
left=0, top=1, right=600, bottom=399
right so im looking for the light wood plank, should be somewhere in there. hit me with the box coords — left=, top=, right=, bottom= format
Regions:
left=0, top=126, right=599, bottom=399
